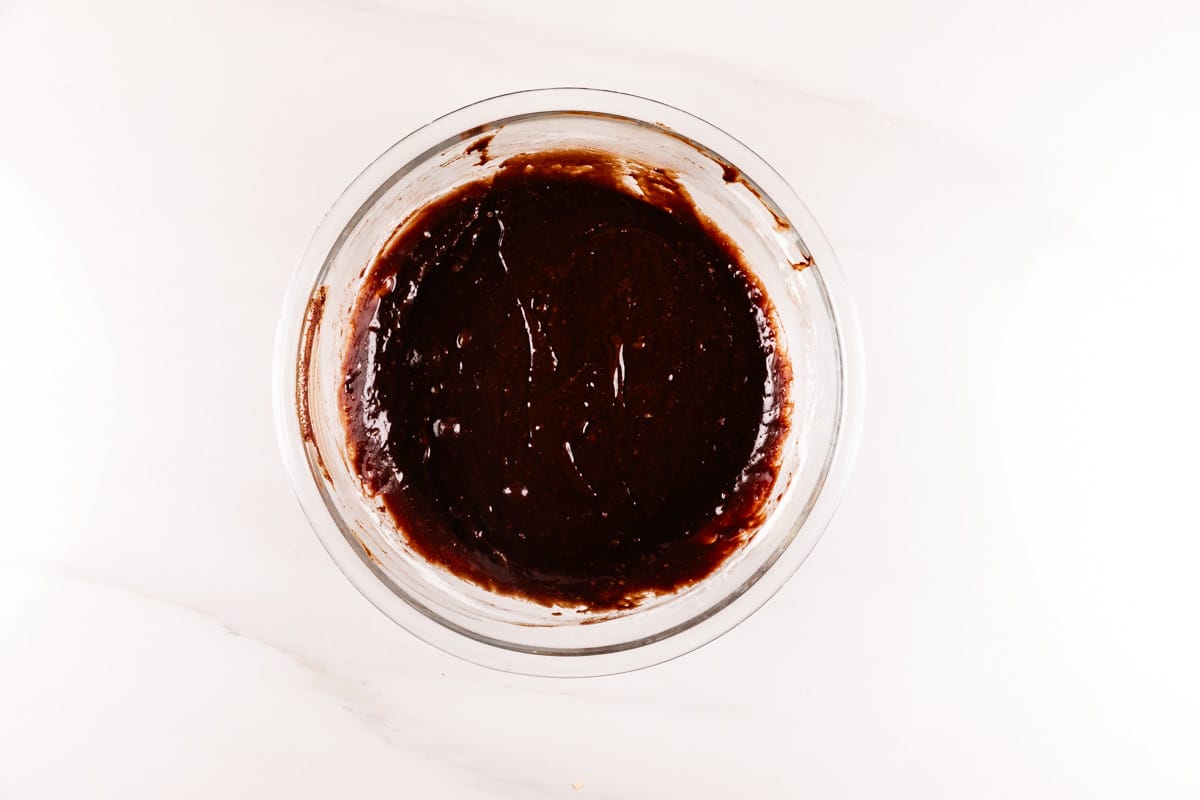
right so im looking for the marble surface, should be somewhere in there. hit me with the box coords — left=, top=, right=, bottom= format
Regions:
left=3, top=0, right=1199, bottom=796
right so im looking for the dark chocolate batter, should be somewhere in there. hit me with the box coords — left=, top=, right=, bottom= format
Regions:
left=340, top=149, right=789, bottom=609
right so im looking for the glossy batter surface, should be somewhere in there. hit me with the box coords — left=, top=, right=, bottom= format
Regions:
left=341, top=150, right=788, bottom=609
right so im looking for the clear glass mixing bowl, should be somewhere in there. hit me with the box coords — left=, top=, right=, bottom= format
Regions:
left=273, top=88, right=864, bottom=676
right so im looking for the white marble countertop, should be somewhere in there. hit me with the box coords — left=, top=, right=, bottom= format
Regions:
left=3, top=0, right=1199, bottom=796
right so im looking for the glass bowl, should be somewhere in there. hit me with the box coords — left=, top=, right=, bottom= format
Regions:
left=273, top=88, right=864, bottom=676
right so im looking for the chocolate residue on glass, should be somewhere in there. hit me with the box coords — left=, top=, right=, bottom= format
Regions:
left=339, top=149, right=790, bottom=609
left=464, top=134, right=494, bottom=165
left=297, top=285, right=331, bottom=483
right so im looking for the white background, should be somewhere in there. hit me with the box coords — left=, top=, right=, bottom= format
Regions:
left=3, top=0, right=1199, bottom=797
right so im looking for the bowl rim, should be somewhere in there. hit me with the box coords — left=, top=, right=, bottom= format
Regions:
left=273, top=87, right=865, bottom=676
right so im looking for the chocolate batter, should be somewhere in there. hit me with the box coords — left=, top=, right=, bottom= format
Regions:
left=340, top=149, right=789, bottom=609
